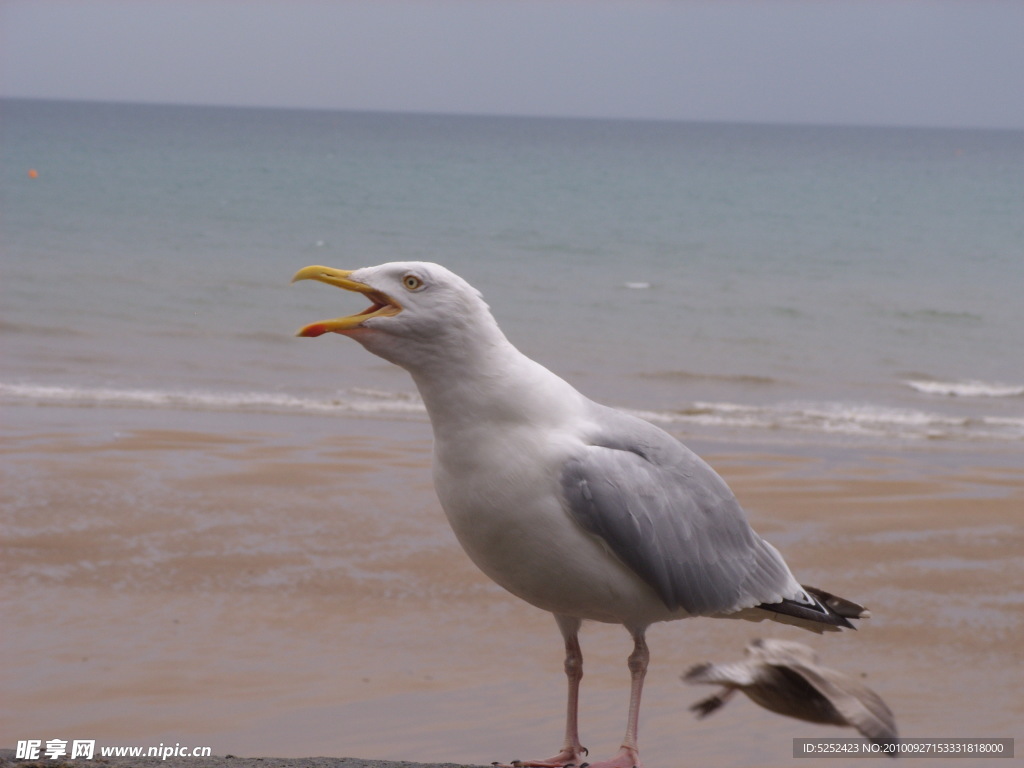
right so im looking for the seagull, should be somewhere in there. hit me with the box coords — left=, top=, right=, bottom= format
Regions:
left=684, top=638, right=898, bottom=746
left=292, top=262, right=869, bottom=768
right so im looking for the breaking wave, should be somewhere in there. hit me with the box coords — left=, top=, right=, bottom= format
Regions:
left=903, top=379, right=1024, bottom=398
left=0, top=382, right=426, bottom=418
left=629, top=400, right=1024, bottom=442
left=4, top=381, right=1022, bottom=442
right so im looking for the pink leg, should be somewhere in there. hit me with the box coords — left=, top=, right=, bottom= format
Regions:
left=584, top=627, right=648, bottom=768
left=502, top=623, right=649, bottom=768
left=503, top=615, right=588, bottom=768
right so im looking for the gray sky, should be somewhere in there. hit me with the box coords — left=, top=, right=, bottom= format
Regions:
left=2, top=0, right=1023, bottom=129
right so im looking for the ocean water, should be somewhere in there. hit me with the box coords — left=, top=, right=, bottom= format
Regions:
left=3, top=98, right=1023, bottom=447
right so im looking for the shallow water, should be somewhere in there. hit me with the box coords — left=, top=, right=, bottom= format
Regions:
left=3, top=99, right=1023, bottom=446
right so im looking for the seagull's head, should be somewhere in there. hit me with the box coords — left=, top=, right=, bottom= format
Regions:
left=292, top=261, right=501, bottom=368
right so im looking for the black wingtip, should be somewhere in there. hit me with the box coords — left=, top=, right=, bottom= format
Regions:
left=759, top=585, right=868, bottom=630
left=806, top=585, right=871, bottom=620
left=682, top=662, right=713, bottom=683
left=689, top=693, right=727, bottom=718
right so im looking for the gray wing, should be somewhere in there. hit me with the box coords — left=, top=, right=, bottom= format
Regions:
left=684, top=659, right=761, bottom=687
left=561, top=405, right=798, bottom=616
left=792, top=664, right=900, bottom=744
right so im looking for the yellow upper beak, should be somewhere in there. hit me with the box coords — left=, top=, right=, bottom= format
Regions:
left=291, top=265, right=402, bottom=337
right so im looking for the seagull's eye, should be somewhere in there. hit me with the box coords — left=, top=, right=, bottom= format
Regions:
left=403, top=274, right=424, bottom=291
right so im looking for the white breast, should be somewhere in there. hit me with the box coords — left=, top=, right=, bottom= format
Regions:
left=431, top=414, right=678, bottom=627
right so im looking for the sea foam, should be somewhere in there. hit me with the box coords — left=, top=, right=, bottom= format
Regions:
left=0, top=382, right=426, bottom=417
left=904, top=379, right=1024, bottom=398
left=630, top=400, right=1024, bottom=442
left=4, top=381, right=1022, bottom=442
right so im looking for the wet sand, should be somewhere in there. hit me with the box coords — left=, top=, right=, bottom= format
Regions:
left=3, top=404, right=1022, bottom=767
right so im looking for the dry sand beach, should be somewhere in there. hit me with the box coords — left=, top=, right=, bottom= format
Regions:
left=3, top=402, right=1021, bottom=767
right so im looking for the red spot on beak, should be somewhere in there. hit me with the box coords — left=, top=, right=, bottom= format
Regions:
left=298, top=323, right=329, bottom=337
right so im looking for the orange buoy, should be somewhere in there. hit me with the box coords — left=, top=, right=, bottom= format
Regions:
left=28, top=169, right=39, bottom=179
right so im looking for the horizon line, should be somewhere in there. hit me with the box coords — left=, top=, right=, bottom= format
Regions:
left=4, top=95, right=1022, bottom=135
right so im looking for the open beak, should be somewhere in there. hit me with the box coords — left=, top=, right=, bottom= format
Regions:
left=291, top=265, right=402, bottom=337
